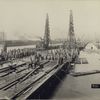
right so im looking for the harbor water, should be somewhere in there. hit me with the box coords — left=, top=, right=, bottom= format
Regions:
left=51, top=51, right=100, bottom=100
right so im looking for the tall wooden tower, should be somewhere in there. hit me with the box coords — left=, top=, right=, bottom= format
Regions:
left=43, top=13, right=50, bottom=49
left=67, top=10, right=76, bottom=50
left=0, top=32, right=7, bottom=52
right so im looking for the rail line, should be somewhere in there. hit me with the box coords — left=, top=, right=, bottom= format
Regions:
left=0, top=60, right=49, bottom=77
left=0, top=60, right=49, bottom=91
left=11, top=61, right=67, bottom=99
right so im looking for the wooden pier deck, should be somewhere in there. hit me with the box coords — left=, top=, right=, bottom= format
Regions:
left=0, top=57, right=69, bottom=99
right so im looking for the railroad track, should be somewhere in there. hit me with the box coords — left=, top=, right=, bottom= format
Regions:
left=0, top=72, right=30, bottom=90
left=0, top=60, right=49, bottom=91
left=11, top=61, right=63, bottom=100
left=0, top=62, right=27, bottom=73
left=0, top=60, right=49, bottom=78
left=19, top=60, right=49, bottom=83
left=11, top=72, right=47, bottom=99
left=0, top=60, right=68, bottom=99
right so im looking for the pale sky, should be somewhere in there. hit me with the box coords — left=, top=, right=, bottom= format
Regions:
left=0, top=0, right=100, bottom=41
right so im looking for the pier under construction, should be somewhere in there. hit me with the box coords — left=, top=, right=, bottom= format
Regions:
left=0, top=11, right=79, bottom=100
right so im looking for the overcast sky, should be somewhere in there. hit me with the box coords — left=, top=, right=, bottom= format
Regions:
left=0, top=0, right=100, bottom=41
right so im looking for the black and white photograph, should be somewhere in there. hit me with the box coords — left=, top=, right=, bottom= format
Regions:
left=0, top=0, right=100, bottom=100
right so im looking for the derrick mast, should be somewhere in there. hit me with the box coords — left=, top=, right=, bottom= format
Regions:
left=0, top=32, right=7, bottom=52
left=67, top=10, right=76, bottom=50
left=43, top=14, right=50, bottom=49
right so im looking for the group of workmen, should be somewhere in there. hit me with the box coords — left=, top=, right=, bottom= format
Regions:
left=0, top=47, right=79, bottom=69
left=28, top=48, right=76, bottom=68
left=27, top=49, right=66, bottom=69
left=0, top=48, right=35, bottom=61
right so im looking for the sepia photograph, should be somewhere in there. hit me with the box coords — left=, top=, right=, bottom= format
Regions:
left=0, top=0, right=100, bottom=100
